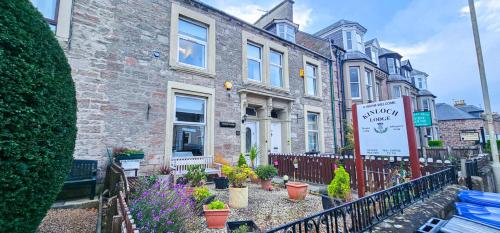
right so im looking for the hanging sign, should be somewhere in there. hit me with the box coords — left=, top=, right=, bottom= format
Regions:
left=356, top=98, right=409, bottom=156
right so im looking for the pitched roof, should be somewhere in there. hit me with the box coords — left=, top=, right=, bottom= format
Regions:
left=417, top=89, right=436, bottom=97
left=401, top=59, right=411, bottom=67
left=313, top=19, right=367, bottom=37
left=457, top=105, right=483, bottom=113
left=344, top=51, right=372, bottom=61
left=379, top=47, right=401, bottom=56
left=411, top=69, right=428, bottom=77
left=365, top=38, right=379, bottom=47
left=436, top=103, right=480, bottom=121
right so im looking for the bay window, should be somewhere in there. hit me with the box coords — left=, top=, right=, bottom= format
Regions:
left=349, top=67, right=360, bottom=99
left=375, top=81, right=381, bottom=101
left=346, top=31, right=353, bottom=50
left=365, top=70, right=373, bottom=101
left=270, top=50, right=283, bottom=87
left=247, top=43, right=262, bottom=82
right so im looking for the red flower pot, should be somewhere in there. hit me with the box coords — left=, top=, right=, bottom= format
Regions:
left=203, top=204, right=230, bottom=229
left=286, top=182, right=308, bottom=200
left=260, top=179, right=272, bottom=189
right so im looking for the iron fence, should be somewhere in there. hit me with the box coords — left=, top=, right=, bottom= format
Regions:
left=265, top=167, right=457, bottom=233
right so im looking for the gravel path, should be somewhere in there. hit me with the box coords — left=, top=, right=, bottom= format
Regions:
left=189, top=183, right=323, bottom=233
left=37, top=208, right=97, bottom=233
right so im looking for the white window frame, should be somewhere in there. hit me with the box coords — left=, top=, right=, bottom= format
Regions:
left=169, top=3, right=216, bottom=77
left=365, top=70, right=373, bottom=101
left=306, top=63, right=318, bottom=96
left=277, top=23, right=295, bottom=42
left=247, top=42, right=263, bottom=82
left=422, top=98, right=430, bottom=111
left=304, top=105, right=325, bottom=153
left=349, top=67, right=361, bottom=99
left=392, top=85, right=401, bottom=98
left=371, top=48, right=378, bottom=64
left=177, top=18, right=208, bottom=70
left=173, top=95, right=207, bottom=156
left=31, top=0, right=72, bottom=42
left=387, top=58, right=395, bottom=74
left=242, top=31, right=290, bottom=90
left=346, top=31, right=353, bottom=50
left=303, top=55, right=322, bottom=98
left=269, top=49, right=283, bottom=88
left=165, top=81, right=215, bottom=164
left=396, top=59, right=401, bottom=74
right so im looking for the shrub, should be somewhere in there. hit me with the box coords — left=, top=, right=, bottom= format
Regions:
left=207, top=200, right=226, bottom=210
left=222, top=165, right=254, bottom=188
left=248, top=145, right=258, bottom=168
left=130, top=179, right=194, bottom=232
left=485, top=140, right=500, bottom=154
left=327, top=166, right=351, bottom=201
left=185, top=165, right=206, bottom=187
left=0, top=1, right=77, bottom=232
left=192, top=186, right=212, bottom=202
left=237, top=153, right=247, bottom=167
left=428, top=140, right=444, bottom=147
left=254, top=165, right=278, bottom=180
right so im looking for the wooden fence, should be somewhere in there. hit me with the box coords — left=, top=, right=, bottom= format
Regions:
left=269, top=153, right=456, bottom=193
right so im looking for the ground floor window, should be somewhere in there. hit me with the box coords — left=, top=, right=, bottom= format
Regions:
left=172, top=95, right=207, bottom=157
left=307, top=112, right=320, bottom=152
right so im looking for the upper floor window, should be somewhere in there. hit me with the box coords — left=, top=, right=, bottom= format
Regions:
left=422, top=98, right=430, bottom=111
left=395, top=59, right=401, bottom=74
left=349, top=67, right=360, bottom=99
left=307, top=112, right=320, bottom=152
left=346, top=31, right=353, bottom=50
left=270, top=50, right=283, bottom=87
left=387, top=58, right=395, bottom=74
left=392, top=85, right=401, bottom=98
left=247, top=43, right=262, bottom=82
left=371, top=48, right=378, bottom=65
left=31, top=0, right=59, bottom=32
left=365, top=70, right=373, bottom=101
left=277, top=23, right=295, bottom=42
left=306, top=63, right=318, bottom=96
left=178, top=18, right=208, bottom=69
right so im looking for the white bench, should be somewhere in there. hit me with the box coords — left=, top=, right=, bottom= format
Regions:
left=170, top=156, right=221, bottom=180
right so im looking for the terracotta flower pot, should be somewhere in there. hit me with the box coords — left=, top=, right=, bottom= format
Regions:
left=203, top=204, right=230, bottom=229
left=260, top=179, right=272, bottom=189
left=286, top=182, right=308, bottom=200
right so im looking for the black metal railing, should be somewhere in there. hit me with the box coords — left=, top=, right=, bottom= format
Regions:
left=265, top=167, right=457, bottom=233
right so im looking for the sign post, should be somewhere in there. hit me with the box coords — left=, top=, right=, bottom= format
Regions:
left=352, top=96, right=422, bottom=198
left=413, top=111, right=432, bottom=165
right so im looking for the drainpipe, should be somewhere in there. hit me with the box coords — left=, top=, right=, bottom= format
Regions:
left=331, top=40, right=346, bottom=147
left=328, top=57, right=338, bottom=153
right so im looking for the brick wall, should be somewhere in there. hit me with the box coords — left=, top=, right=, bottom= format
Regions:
left=438, top=119, right=484, bottom=147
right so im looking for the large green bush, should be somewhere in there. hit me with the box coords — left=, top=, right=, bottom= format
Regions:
left=327, top=166, right=351, bottom=201
left=0, top=1, right=77, bottom=232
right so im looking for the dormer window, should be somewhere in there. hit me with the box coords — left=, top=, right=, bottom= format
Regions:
left=370, top=48, right=378, bottom=65
left=395, top=59, right=401, bottom=74
left=276, top=23, right=295, bottom=42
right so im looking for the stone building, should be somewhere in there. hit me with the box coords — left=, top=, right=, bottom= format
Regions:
left=30, top=0, right=339, bottom=175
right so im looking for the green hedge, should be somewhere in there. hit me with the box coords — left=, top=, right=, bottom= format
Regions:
left=0, top=1, right=77, bottom=232
left=428, top=140, right=444, bottom=147
left=485, top=140, right=500, bottom=154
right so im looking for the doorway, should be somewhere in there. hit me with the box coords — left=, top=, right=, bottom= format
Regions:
left=271, top=122, right=282, bottom=153
left=245, top=121, right=260, bottom=166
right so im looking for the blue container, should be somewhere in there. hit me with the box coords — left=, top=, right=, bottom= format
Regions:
left=458, top=190, right=500, bottom=208
left=455, top=202, right=500, bottom=228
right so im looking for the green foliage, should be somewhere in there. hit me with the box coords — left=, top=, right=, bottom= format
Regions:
left=185, top=165, right=206, bottom=187
left=0, top=1, right=77, bottom=232
left=327, top=166, right=351, bottom=201
left=428, top=140, right=444, bottom=147
left=237, top=153, right=247, bottom=167
left=234, top=224, right=249, bottom=233
left=192, top=186, right=212, bottom=202
left=222, top=165, right=254, bottom=188
left=341, top=120, right=354, bottom=154
left=248, top=145, right=258, bottom=168
left=254, top=165, right=278, bottom=180
left=485, top=140, right=500, bottom=154
left=207, top=200, right=226, bottom=210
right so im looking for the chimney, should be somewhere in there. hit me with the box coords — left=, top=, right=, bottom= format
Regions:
left=454, top=99, right=466, bottom=107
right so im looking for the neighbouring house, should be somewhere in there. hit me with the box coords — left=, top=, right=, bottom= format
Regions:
left=437, top=100, right=500, bottom=148
left=30, top=0, right=339, bottom=177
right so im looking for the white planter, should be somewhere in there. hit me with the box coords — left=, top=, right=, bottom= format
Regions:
left=119, top=159, right=141, bottom=177
left=229, top=186, right=248, bottom=208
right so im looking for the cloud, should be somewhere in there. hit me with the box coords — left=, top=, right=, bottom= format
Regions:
left=294, top=6, right=313, bottom=30
left=379, top=41, right=431, bottom=60
left=223, top=4, right=269, bottom=23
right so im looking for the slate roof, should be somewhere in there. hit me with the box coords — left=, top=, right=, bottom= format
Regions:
left=365, top=38, right=378, bottom=46
left=314, top=19, right=367, bottom=36
left=344, top=51, right=372, bottom=61
left=411, top=69, right=428, bottom=77
left=401, top=59, right=411, bottom=68
left=436, top=103, right=480, bottom=121
left=457, top=105, right=483, bottom=114
left=417, top=89, right=436, bottom=97
left=379, top=47, right=400, bottom=56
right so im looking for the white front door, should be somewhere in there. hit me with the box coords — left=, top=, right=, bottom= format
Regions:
left=271, top=122, right=282, bottom=153
left=245, top=121, right=259, bottom=165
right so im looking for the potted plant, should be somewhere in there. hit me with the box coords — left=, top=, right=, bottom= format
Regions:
left=254, top=165, right=277, bottom=190
left=248, top=145, right=258, bottom=169
left=286, top=158, right=308, bottom=200
left=185, top=165, right=207, bottom=195
left=204, top=200, right=230, bottom=229
left=227, top=220, right=260, bottom=233
left=214, top=176, right=229, bottom=189
left=223, top=164, right=254, bottom=208
left=322, top=165, right=351, bottom=210
left=192, top=186, right=215, bottom=215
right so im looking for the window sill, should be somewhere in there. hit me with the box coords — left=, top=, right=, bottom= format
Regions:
left=244, top=80, right=267, bottom=88
left=304, top=95, right=322, bottom=101
left=270, top=86, right=290, bottom=94
left=170, top=64, right=215, bottom=78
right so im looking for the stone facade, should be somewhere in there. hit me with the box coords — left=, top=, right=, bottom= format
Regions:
left=62, top=0, right=337, bottom=177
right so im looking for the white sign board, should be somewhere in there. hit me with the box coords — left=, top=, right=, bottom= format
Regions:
left=357, top=98, right=409, bottom=156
